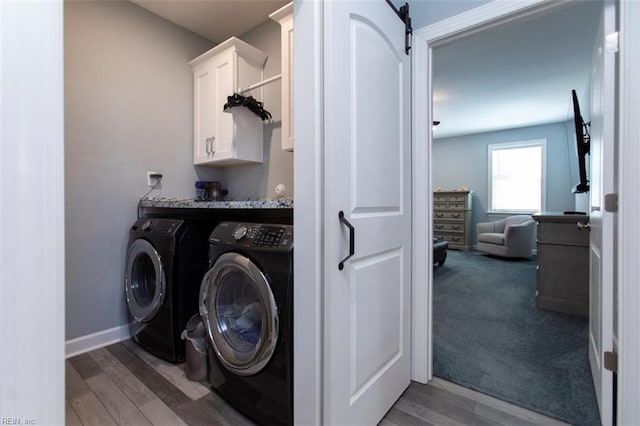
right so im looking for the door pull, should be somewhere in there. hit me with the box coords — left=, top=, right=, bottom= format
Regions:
left=338, top=211, right=355, bottom=270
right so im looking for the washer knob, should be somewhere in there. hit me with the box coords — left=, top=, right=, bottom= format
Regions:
left=233, top=226, right=248, bottom=241
left=141, top=220, right=152, bottom=231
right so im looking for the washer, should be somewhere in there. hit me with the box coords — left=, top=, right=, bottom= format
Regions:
left=125, top=217, right=211, bottom=363
left=200, top=221, right=293, bottom=426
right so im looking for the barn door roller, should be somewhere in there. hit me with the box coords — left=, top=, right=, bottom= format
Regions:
left=385, top=0, right=412, bottom=54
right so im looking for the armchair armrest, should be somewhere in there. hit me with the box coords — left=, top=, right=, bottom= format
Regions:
left=504, top=219, right=535, bottom=241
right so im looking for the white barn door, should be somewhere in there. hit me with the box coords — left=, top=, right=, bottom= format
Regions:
left=323, top=1, right=412, bottom=424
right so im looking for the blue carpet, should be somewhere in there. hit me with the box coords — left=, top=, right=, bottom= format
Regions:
left=433, top=250, right=600, bottom=425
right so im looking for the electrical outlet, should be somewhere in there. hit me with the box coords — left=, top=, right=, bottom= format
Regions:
left=147, top=171, right=162, bottom=186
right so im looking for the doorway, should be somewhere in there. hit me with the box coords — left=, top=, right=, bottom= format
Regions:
left=413, top=0, right=602, bottom=424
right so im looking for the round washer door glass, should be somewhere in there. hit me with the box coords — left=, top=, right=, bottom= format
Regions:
left=124, top=239, right=166, bottom=322
left=200, top=252, right=278, bottom=376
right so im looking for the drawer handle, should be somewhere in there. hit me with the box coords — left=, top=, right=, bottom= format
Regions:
left=577, top=221, right=591, bottom=231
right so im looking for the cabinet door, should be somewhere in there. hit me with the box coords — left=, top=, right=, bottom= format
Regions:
left=271, top=3, right=294, bottom=151
left=193, top=53, right=235, bottom=164
left=210, top=52, right=234, bottom=162
left=193, top=62, right=218, bottom=164
left=280, top=13, right=293, bottom=151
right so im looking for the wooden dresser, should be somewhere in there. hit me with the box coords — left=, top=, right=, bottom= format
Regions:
left=533, top=213, right=589, bottom=317
left=433, top=190, right=472, bottom=250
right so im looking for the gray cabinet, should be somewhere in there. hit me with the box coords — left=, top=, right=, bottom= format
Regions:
left=433, top=190, right=472, bottom=250
left=533, top=213, right=589, bottom=317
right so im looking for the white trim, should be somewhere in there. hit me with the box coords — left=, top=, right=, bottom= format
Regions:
left=487, top=139, right=547, bottom=213
left=617, top=0, right=640, bottom=423
left=410, top=26, right=432, bottom=384
left=293, top=0, right=323, bottom=424
left=411, top=0, right=575, bottom=384
left=0, top=1, right=65, bottom=423
left=65, top=324, right=133, bottom=359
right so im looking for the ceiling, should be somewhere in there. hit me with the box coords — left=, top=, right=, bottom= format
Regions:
left=432, top=1, right=602, bottom=139
left=130, top=0, right=289, bottom=43
left=130, top=1, right=601, bottom=140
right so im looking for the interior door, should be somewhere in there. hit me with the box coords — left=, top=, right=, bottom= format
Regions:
left=323, top=1, right=411, bottom=424
left=588, top=1, right=616, bottom=424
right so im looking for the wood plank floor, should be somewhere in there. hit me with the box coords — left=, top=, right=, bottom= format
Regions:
left=67, top=340, right=569, bottom=425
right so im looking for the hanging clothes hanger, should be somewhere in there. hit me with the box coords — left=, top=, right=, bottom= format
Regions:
left=223, top=93, right=272, bottom=121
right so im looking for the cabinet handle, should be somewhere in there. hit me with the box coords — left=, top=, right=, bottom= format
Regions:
left=205, top=136, right=215, bottom=155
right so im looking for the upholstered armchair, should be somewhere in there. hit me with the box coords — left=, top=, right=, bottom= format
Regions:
left=476, top=215, right=536, bottom=258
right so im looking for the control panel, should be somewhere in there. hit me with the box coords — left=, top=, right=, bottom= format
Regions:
left=210, top=222, right=293, bottom=251
left=131, top=218, right=183, bottom=235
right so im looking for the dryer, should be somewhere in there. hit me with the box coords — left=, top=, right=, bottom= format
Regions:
left=125, top=217, right=211, bottom=363
left=200, top=221, right=293, bottom=426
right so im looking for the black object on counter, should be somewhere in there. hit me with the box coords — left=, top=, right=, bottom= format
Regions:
left=195, top=181, right=228, bottom=202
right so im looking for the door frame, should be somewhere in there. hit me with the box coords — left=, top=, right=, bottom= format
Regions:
left=0, top=0, right=65, bottom=423
left=413, top=2, right=640, bottom=424
left=616, top=0, right=640, bottom=422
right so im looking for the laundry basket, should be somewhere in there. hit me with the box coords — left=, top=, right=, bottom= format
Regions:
left=181, top=314, right=208, bottom=381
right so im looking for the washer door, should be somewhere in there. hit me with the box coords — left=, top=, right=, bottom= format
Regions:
left=200, top=252, right=279, bottom=376
left=124, top=239, right=166, bottom=322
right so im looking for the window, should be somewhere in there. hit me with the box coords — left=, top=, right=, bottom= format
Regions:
left=488, top=140, right=546, bottom=213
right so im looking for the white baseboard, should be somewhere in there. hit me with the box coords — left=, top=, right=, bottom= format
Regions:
left=66, top=323, right=132, bottom=358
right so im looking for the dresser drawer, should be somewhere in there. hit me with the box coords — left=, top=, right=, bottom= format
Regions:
left=448, top=195, right=467, bottom=203
left=434, top=202, right=447, bottom=209
left=537, top=221, right=589, bottom=246
left=434, top=211, right=465, bottom=220
left=434, top=222, right=464, bottom=233
left=434, top=194, right=448, bottom=202
left=447, top=202, right=466, bottom=210
left=435, top=233, right=464, bottom=245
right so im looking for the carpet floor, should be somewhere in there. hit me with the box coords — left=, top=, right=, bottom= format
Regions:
left=433, top=249, right=600, bottom=425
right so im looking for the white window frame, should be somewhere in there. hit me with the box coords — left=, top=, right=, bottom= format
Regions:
left=487, top=139, right=547, bottom=214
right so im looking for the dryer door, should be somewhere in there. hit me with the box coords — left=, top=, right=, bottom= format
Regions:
left=200, top=252, right=279, bottom=376
left=125, top=239, right=166, bottom=322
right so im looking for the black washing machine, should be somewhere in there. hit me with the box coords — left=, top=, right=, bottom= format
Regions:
left=124, top=217, right=211, bottom=363
left=200, top=221, right=293, bottom=426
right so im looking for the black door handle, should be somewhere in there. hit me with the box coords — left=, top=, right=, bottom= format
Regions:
left=338, top=211, right=355, bottom=270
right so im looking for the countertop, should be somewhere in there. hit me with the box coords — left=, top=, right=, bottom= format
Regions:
left=139, top=197, right=293, bottom=209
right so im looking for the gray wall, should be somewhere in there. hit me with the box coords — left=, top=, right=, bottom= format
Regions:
left=226, top=20, right=294, bottom=199
left=432, top=122, right=578, bottom=244
left=65, top=1, right=217, bottom=340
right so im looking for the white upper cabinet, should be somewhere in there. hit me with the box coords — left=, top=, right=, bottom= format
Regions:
left=189, top=37, right=268, bottom=166
left=270, top=3, right=293, bottom=152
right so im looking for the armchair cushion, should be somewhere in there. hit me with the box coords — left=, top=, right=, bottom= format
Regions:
left=476, top=215, right=535, bottom=258
left=478, top=233, right=505, bottom=245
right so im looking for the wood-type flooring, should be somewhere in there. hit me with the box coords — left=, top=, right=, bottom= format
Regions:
left=66, top=340, right=569, bottom=425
